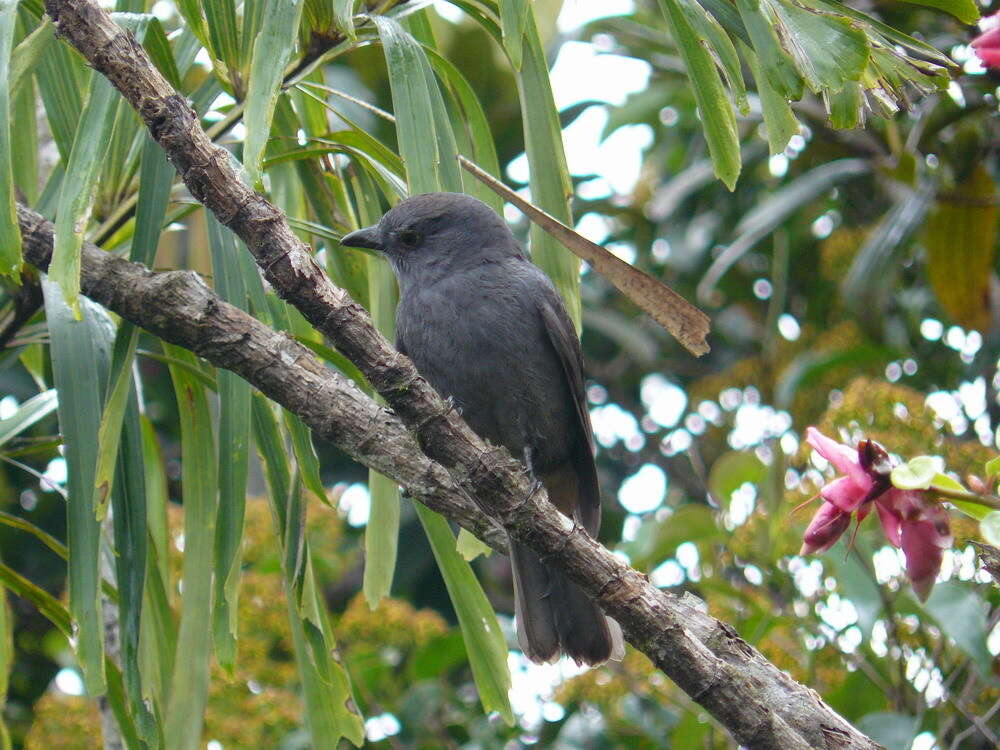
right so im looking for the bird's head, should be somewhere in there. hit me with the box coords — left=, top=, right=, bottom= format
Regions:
left=340, top=192, right=523, bottom=286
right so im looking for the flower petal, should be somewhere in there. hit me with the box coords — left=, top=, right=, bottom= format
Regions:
left=900, top=517, right=951, bottom=602
left=820, top=476, right=869, bottom=512
left=800, top=502, right=851, bottom=555
left=806, top=427, right=872, bottom=491
left=875, top=500, right=902, bottom=547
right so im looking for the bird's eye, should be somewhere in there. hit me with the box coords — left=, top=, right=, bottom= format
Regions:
left=398, top=230, right=421, bottom=248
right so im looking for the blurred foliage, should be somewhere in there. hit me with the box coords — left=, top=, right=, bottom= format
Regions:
left=0, top=0, right=999, bottom=748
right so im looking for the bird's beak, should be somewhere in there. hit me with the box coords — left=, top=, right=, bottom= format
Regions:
left=340, top=225, right=381, bottom=250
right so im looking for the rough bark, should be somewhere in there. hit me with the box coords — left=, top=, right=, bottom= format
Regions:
left=37, top=2, right=882, bottom=747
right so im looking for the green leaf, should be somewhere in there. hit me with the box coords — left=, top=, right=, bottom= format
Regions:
left=736, top=0, right=802, bottom=101
left=252, top=396, right=365, bottom=746
left=763, top=0, right=868, bottom=95
left=855, top=712, right=919, bottom=750
left=415, top=503, right=513, bottom=725
left=0, top=510, right=68, bottom=559
left=499, top=0, right=529, bottom=70
left=50, top=71, right=118, bottom=316
left=333, top=0, right=357, bottom=39
left=822, top=547, right=882, bottom=639
left=163, top=344, right=219, bottom=750
left=363, top=250, right=401, bottom=608
left=708, top=451, right=767, bottom=508
left=9, top=18, right=54, bottom=103
left=623, top=504, right=722, bottom=571
left=928, top=473, right=993, bottom=521
left=93, top=325, right=140, bottom=519
left=678, top=0, right=748, bottom=115
left=207, top=216, right=252, bottom=674
left=657, top=0, right=740, bottom=191
left=138, top=414, right=176, bottom=706
left=827, top=81, right=862, bottom=129
left=980, top=511, right=1000, bottom=547
left=0, top=0, right=21, bottom=281
left=456, top=528, right=493, bottom=561
left=422, top=47, right=503, bottom=213
left=896, top=0, right=978, bottom=23
left=109, top=395, right=153, bottom=742
left=985, top=455, right=1000, bottom=480
left=244, top=0, right=304, bottom=186
left=514, top=8, right=582, bottom=323
left=0, top=560, right=71, bottom=636
left=0, top=389, right=56, bottom=447
left=921, top=581, right=993, bottom=678
left=0, top=575, right=9, bottom=749
left=204, top=0, right=241, bottom=74
left=35, top=33, right=86, bottom=162
left=374, top=15, right=462, bottom=195
left=42, top=279, right=114, bottom=694
left=890, top=456, right=940, bottom=490
left=924, top=164, right=997, bottom=333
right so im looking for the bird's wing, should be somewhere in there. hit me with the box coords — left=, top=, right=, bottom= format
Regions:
left=536, top=290, right=602, bottom=537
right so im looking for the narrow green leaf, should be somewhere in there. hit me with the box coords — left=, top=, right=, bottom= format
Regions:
left=93, top=326, right=140, bottom=519
left=243, top=0, right=305, bottom=186
left=42, top=279, right=113, bottom=694
left=333, top=0, right=357, bottom=39
left=0, top=573, right=10, bottom=750
left=658, top=0, right=741, bottom=191
left=0, top=560, right=71, bottom=636
left=741, top=40, right=798, bottom=154
left=0, top=510, right=68, bottom=559
left=374, top=15, right=445, bottom=194
left=206, top=216, right=252, bottom=675
left=35, top=34, right=86, bottom=162
left=110, top=396, right=152, bottom=741
left=138, top=415, right=176, bottom=706
left=456, top=528, right=492, bottom=561
left=11, top=64, right=38, bottom=206
left=763, top=0, right=868, bottom=94
left=827, top=80, right=862, bottom=129
left=50, top=73, right=118, bottom=315
left=514, top=9, right=582, bottom=323
left=985, top=455, right=1000, bottom=480
left=0, top=389, right=56, bottom=446
left=9, top=17, right=54, bottom=103
left=208, top=216, right=250, bottom=673
left=289, top=559, right=366, bottom=747
left=0, top=0, right=22, bottom=281
left=499, top=0, right=529, bottom=70
left=415, top=503, right=513, bottom=725
left=364, top=259, right=400, bottom=609
left=131, top=136, right=174, bottom=267
left=736, top=0, right=802, bottom=101
left=252, top=397, right=365, bottom=746
left=163, top=344, right=219, bottom=750
left=204, top=0, right=241, bottom=74
left=678, top=0, right=748, bottom=114
left=422, top=47, right=503, bottom=213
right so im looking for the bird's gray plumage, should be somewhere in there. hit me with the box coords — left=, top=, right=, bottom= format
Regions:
left=342, top=192, right=624, bottom=666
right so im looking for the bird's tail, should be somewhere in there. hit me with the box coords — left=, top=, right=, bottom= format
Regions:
left=511, top=541, right=624, bottom=666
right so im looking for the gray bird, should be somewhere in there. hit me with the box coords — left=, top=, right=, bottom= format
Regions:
left=341, top=192, right=624, bottom=666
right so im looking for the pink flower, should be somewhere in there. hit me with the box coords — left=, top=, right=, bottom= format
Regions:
left=799, top=428, right=952, bottom=601
left=972, top=14, right=1000, bottom=70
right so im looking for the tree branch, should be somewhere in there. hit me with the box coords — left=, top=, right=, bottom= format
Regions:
left=38, top=2, right=881, bottom=747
